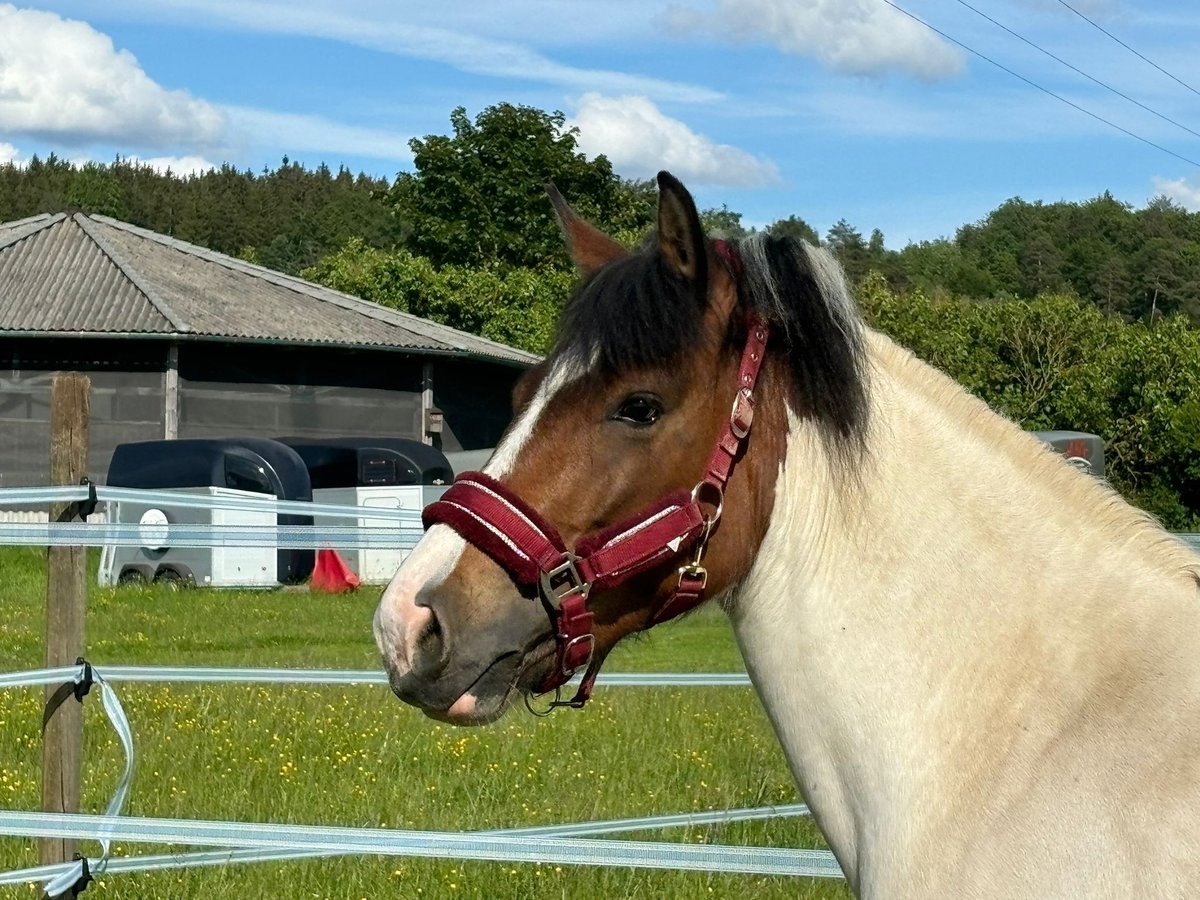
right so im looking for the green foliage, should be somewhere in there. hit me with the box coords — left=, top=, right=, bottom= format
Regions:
left=386, top=104, right=624, bottom=269
left=896, top=239, right=994, bottom=298
left=767, top=214, right=819, bottom=245
left=65, top=161, right=129, bottom=218
left=303, top=239, right=571, bottom=354
left=859, top=273, right=1200, bottom=528
left=700, top=204, right=750, bottom=238
left=951, top=193, right=1200, bottom=323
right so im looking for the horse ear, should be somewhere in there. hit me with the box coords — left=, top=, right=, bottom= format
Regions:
left=546, top=183, right=627, bottom=276
left=656, top=171, right=707, bottom=289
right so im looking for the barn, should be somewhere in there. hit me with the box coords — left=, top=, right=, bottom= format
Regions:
left=0, top=211, right=538, bottom=488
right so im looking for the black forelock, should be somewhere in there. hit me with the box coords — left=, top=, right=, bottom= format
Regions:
left=550, top=232, right=869, bottom=455
left=554, top=246, right=704, bottom=375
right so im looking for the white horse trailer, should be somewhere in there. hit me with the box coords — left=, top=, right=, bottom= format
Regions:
left=98, top=485, right=279, bottom=588
left=98, top=438, right=315, bottom=588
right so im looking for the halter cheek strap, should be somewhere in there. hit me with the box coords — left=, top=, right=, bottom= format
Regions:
left=422, top=247, right=767, bottom=711
left=423, top=475, right=709, bottom=699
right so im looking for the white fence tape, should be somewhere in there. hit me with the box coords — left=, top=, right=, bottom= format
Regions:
left=0, top=664, right=752, bottom=691
left=0, top=811, right=843, bottom=881
left=0, top=484, right=425, bottom=522
left=0, top=803, right=821, bottom=890
left=1, top=662, right=800, bottom=894
left=0, top=521, right=422, bottom=549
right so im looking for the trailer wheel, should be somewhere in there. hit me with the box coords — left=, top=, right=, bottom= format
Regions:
left=118, top=567, right=149, bottom=586
left=153, top=566, right=194, bottom=589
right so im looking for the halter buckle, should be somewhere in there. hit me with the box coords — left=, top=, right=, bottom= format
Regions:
left=561, top=633, right=595, bottom=677
left=677, top=562, right=708, bottom=591
left=539, top=553, right=590, bottom=604
left=730, top=386, right=754, bottom=440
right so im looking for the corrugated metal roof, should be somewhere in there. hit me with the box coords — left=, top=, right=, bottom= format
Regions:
left=0, top=212, right=539, bottom=366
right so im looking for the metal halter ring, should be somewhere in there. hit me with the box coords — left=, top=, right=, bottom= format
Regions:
left=524, top=687, right=561, bottom=717
left=690, top=480, right=724, bottom=526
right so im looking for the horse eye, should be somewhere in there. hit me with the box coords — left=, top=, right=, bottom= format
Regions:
left=613, top=394, right=663, bottom=427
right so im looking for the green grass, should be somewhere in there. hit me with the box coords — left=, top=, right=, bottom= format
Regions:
left=0, top=547, right=849, bottom=899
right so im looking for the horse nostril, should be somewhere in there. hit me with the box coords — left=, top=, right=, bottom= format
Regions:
left=411, top=608, right=447, bottom=678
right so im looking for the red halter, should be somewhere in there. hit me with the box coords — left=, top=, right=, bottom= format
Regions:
left=423, top=254, right=768, bottom=711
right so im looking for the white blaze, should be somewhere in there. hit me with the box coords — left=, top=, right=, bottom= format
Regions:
left=375, top=355, right=583, bottom=676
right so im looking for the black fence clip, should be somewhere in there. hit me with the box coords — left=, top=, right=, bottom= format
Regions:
left=73, top=657, right=94, bottom=702
left=41, top=658, right=94, bottom=734
left=76, top=477, right=98, bottom=521
left=42, top=855, right=92, bottom=900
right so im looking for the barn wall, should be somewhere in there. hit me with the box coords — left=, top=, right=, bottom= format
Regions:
left=177, top=343, right=425, bottom=444
left=0, top=340, right=164, bottom=487
left=0, top=339, right=524, bottom=487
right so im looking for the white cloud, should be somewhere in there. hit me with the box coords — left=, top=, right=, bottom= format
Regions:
left=0, top=142, right=23, bottom=165
left=0, top=4, right=226, bottom=148
left=1151, top=175, right=1200, bottom=210
left=99, top=0, right=723, bottom=104
left=570, top=93, right=779, bottom=187
left=131, top=155, right=217, bottom=176
left=663, top=0, right=964, bottom=82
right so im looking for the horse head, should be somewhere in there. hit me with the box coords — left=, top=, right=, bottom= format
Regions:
left=374, top=171, right=866, bottom=725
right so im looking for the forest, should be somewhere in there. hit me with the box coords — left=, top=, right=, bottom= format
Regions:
left=1, top=102, right=1198, bottom=528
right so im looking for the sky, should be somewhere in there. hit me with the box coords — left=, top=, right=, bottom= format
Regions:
left=1, top=0, right=1199, bottom=246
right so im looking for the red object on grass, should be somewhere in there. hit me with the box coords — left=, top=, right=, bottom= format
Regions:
left=311, top=549, right=361, bottom=593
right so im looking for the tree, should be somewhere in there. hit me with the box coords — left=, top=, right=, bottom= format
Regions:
left=605, top=178, right=658, bottom=246
left=699, top=204, right=750, bottom=237
left=385, top=104, right=621, bottom=269
left=1018, top=228, right=1065, bottom=297
left=767, top=214, right=819, bottom=245
left=64, top=161, right=128, bottom=218
left=826, top=219, right=870, bottom=284
left=303, top=238, right=572, bottom=354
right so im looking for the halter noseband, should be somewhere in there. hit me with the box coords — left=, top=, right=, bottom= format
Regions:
left=422, top=245, right=768, bottom=711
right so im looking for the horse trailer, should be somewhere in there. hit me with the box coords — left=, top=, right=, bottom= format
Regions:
left=98, top=438, right=315, bottom=588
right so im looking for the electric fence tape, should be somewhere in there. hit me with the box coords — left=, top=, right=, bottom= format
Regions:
left=0, top=664, right=753, bottom=690
left=0, top=803, right=827, bottom=890
left=0, top=522, right=423, bottom=549
left=31, top=665, right=135, bottom=898
left=0, top=662, right=835, bottom=897
left=0, top=484, right=425, bottom=521
left=1, top=811, right=843, bottom=885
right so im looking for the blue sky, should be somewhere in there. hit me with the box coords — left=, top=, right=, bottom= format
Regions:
left=1, top=1, right=1198, bottom=246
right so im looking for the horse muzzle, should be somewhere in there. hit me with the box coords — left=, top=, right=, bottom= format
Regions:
left=374, top=567, right=551, bottom=725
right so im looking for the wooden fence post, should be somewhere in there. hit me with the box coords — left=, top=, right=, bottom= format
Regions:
left=41, top=372, right=90, bottom=866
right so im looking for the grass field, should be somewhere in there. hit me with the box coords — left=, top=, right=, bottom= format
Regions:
left=0, top=546, right=849, bottom=899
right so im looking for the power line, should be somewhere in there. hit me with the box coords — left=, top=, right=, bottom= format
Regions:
left=1055, top=0, right=1200, bottom=99
left=953, top=0, right=1200, bottom=142
left=879, top=0, right=1200, bottom=169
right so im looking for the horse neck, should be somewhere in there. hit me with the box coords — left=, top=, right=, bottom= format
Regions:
left=727, top=328, right=1198, bottom=890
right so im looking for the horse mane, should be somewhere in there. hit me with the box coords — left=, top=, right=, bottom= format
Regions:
left=554, top=232, right=870, bottom=457
left=733, top=235, right=868, bottom=453
left=878, top=334, right=1200, bottom=579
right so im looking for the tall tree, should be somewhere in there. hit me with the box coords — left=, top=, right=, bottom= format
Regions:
left=386, top=104, right=621, bottom=269
left=826, top=218, right=870, bottom=284
left=767, top=214, right=819, bottom=245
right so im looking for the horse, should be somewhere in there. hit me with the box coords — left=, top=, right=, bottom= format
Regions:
left=374, top=171, right=1200, bottom=898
